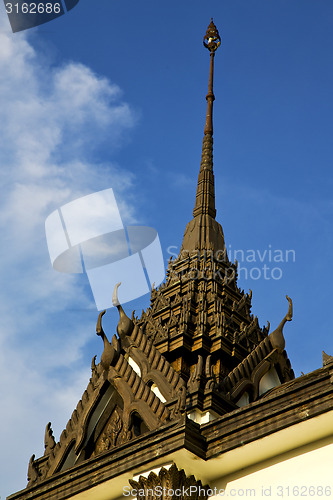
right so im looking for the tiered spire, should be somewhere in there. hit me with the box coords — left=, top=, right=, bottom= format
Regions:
left=181, top=19, right=225, bottom=252
left=193, top=18, right=220, bottom=218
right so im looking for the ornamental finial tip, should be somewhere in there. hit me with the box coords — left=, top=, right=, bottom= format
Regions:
left=203, top=19, right=221, bottom=52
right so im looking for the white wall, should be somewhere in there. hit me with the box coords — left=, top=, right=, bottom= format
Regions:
left=210, top=442, right=333, bottom=500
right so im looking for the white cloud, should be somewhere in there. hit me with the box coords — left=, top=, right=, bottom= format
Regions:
left=0, top=14, right=137, bottom=498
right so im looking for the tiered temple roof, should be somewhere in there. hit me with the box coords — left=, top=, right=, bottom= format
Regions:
left=18, top=20, right=297, bottom=496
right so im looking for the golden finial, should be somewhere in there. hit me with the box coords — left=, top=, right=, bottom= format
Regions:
left=203, top=18, right=221, bottom=52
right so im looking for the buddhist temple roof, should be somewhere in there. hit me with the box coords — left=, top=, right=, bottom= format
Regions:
left=15, top=20, right=299, bottom=496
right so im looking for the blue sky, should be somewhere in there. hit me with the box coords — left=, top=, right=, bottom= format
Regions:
left=1, top=0, right=333, bottom=497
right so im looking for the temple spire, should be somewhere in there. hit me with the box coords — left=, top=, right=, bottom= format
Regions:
left=181, top=20, right=225, bottom=253
left=192, top=19, right=221, bottom=220
left=203, top=18, right=220, bottom=136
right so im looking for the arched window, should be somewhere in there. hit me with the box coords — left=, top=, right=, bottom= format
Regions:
left=149, top=382, right=166, bottom=403
left=259, top=367, right=281, bottom=396
left=131, top=412, right=149, bottom=437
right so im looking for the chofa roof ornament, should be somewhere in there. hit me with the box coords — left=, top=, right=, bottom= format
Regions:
left=268, top=295, right=293, bottom=352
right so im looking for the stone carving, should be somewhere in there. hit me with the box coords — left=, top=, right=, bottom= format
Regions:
left=168, top=310, right=178, bottom=328
left=323, top=351, right=333, bottom=366
left=205, top=355, right=215, bottom=391
left=44, top=422, right=56, bottom=456
left=233, top=294, right=249, bottom=318
left=91, top=355, right=97, bottom=374
left=145, top=315, right=168, bottom=342
left=171, top=386, right=187, bottom=418
left=188, top=355, right=204, bottom=392
left=151, top=293, right=170, bottom=314
left=27, top=455, right=40, bottom=486
left=197, top=294, right=207, bottom=334
left=95, top=408, right=124, bottom=454
left=129, top=463, right=210, bottom=500
left=179, top=298, right=191, bottom=332
left=173, top=292, right=182, bottom=306
left=263, top=321, right=270, bottom=335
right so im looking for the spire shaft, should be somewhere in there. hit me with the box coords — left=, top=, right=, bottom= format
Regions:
left=180, top=20, right=225, bottom=253
left=204, top=51, right=215, bottom=136
left=192, top=19, right=221, bottom=219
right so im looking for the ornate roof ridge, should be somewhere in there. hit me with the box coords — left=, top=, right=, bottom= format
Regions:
left=27, top=291, right=190, bottom=488
left=222, top=337, right=273, bottom=392
left=222, top=298, right=294, bottom=405
left=130, top=322, right=185, bottom=395
left=28, top=346, right=173, bottom=485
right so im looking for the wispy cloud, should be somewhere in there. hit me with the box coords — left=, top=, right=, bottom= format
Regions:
left=0, top=15, right=137, bottom=498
